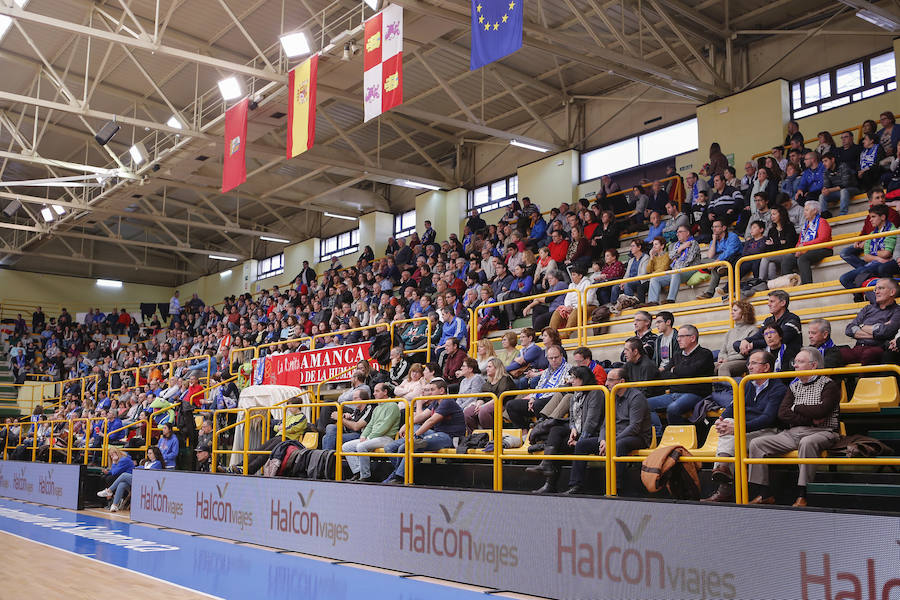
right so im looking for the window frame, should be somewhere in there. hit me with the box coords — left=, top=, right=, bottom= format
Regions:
left=467, top=174, right=519, bottom=214
left=789, top=49, right=896, bottom=120
left=579, top=117, right=698, bottom=185
left=394, top=209, right=416, bottom=239
left=257, top=252, right=284, bottom=280
left=320, top=228, right=359, bottom=261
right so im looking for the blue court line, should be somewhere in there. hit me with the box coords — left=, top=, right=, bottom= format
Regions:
left=0, top=499, right=491, bottom=600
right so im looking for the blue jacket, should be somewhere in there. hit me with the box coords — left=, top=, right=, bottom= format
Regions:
left=645, top=222, right=665, bottom=243
left=780, top=175, right=799, bottom=197
left=723, top=378, right=786, bottom=431
left=797, top=162, right=825, bottom=193
left=876, top=126, right=900, bottom=154
left=510, top=275, right=533, bottom=295
left=107, top=418, right=125, bottom=442
left=438, top=316, right=468, bottom=347
left=109, top=454, right=134, bottom=477
left=144, top=460, right=163, bottom=470
left=158, top=434, right=179, bottom=466
left=507, top=343, right=547, bottom=372
left=529, top=217, right=548, bottom=241
left=712, top=232, right=742, bottom=261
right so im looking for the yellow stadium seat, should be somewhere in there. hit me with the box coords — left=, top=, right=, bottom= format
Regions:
left=301, top=431, right=318, bottom=448
left=692, top=427, right=719, bottom=458
left=635, top=425, right=697, bottom=456
left=853, top=377, right=899, bottom=406
left=840, top=381, right=848, bottom=405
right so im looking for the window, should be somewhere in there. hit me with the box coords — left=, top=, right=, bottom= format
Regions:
left=394, top=209, right=416, bottom=239
left=580, top=118, right=698, bottom=184
left=467, top=174, right=518, bottom=214
left=257, top=253, right=284, bottom=280
left=320, top=228, right=359, bottom=261
left=790, top=49, right=895, bottom=120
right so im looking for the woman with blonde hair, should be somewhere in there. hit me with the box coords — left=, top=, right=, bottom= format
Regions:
left=496, top=331, right=518, bottom=367
left=476, top=338, right=496, bottom=372
left=394, top=363, right=426, bottom=403
left=716, top=300, right=759, bottom=376
left=464, top=357, right=515, bottom=431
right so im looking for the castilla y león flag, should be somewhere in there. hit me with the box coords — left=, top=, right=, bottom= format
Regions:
left=363, top=3, right=403, bottom=123
left=287, top=55, right=318, bottom=159
left=221, top=97, right=249, bottom=193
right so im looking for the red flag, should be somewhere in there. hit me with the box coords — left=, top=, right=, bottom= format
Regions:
left=287, top=55, right=318, bottom=159
left=222, top=97, right=248, bottom=193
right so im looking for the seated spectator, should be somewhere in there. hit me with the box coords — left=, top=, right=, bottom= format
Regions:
left=645, top=225, right=700, bottom=305
left=475, top=338, right=496, bottom=372
left=795, top=150, right=825, bottom=207
left=533, top=246, right=558, bottom=292
left=394, top=363, right=426, bottom=402
left=748, top=166, right=778, bottom=209
left=807, top=318, right=845, bottom=369
left=820, top=151, right=859, bottom=216
left=697, top=219, right=742, bottom=300
left=594, top=249, right=626, bottom=306
left=388, top=346, right=411, bottom=385
left=503, top=263, right=534, bottom=324
left=781, top=202, right=832, bottom=285
left=858, top=133, right=886, bottom=190
left=506, top=345, right=571, bottom=429
left=591, top=209, right=620, bottom=256
left=748, top=348, right=841, bottom=507
left=622, top=337, right=660, bottom=393
left=737, top=290, right=802, bottom=361
left=437, top=306, right=467, bottom=351
left=646, top=324, right=715, bottom=429
left=876, top=110, right=900, bottom=164
left=464, top=357, right=514, bottom=432
left=661, top=200, right=689, bottom=243
left=703, top=350, right=785, bottom=503
left=652, top=311, right=678, bottom=373
left=759, top=204, right=798, bottom=280
left=621, top=311, right=657, bottom=362
left=630, top=184, right=650, bottom=226
left=608, top=241, right=647, bottom=306
left=840, top=278, right=900, bottom=366
left=562, top=368, right=651, bottom=495
left=526, top=366, right=606, bottom=494
left=739, top=220, right=769, bottom=279
left=780, top=162, right=801, bottom=199
left=547, top=229, right=569, bottom=264
left=571, top=346, right=607, bottom=385
left=707, top=174, right=743, bottom=226
left=548, top=265, right=594, bottom=339
left=98, top=446, right=154, bottom=512
left=839, top=205, right=899, bottom=291
left=644, top=211, right=664, bottom=243
left=382, top=379, right=464, bottom=484
left=342, top=385, right=402, bottom=482
left=457, top=358, right=486, bottom=430
left=762, top=324, right=794, bottom=372
left=716, top=300, right=758, bottom=376
left=439, top=337, right=466, bottom=389
left=323, top=388, right=373, bottom=450
left=157, top=422, right=179, bottom=468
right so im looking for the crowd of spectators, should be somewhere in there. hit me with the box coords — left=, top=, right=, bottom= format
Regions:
left=4, top=114, right=900, bottom=507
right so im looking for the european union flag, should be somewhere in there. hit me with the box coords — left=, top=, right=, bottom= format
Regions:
left=470, top=0, right=523, bottom=71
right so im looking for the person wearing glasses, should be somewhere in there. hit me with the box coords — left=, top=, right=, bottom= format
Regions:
left=703, top=350, right=786, bottom=503
left=747, top=348, right=841, bottom=508
left=505, top=345, right=571, bottom=430
left=646, top=324, right=715, bottom=431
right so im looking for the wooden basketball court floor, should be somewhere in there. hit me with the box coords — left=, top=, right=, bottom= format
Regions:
left=0, top=497, right=545, bottom=600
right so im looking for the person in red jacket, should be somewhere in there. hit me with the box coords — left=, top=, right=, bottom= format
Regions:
left=116, top=309, right=131, bottom=335
left=183, top=374, right=205, bottom=407
left=547, top=229, right=569, bottom=263
left=780, top=202, right=832, bottom=285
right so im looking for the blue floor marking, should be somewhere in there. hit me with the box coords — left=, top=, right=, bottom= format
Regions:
left=0, top=498, right=491, bottom=600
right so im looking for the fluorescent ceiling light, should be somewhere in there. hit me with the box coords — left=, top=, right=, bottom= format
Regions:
left=220, top=270, right=232, bottom=278
left=40, top=206, right=54, bottom=222
left=323, top=212, right=358, bottom=221
left=166, top=115, right=182, bottom=129
left=855, top=9, right=900, bottom=31
left=260, top=235, right=290, bottom=243
left=217, top=77, right=242, bottom=101
left=209, top=254, right=238, bottom=262
left=51, top=204, right=65, bottom=215
left=401, top=180, right=440, bottom=191
left=510, top=139, right=550, bottom=153
left=279, top=31, right=311, bottom=58
left=96, top=279, right=123, bottom=288
left=129, top=142, right=149, bottom=165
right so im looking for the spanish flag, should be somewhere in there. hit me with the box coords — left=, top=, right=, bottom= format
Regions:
left=287, top=55, right=318, bottom=159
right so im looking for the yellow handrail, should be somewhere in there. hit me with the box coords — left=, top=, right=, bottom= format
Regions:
left=737, top=364, right=900, bottom=503
left=472, top=285, right=581, bottom=347
left=750, top=123, right=868, bottom=160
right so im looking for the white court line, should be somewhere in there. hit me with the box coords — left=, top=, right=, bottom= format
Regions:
left=0, top=529, right=225, bottom=600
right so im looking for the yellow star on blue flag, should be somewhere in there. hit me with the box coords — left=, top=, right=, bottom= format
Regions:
left=470, top=0, right=523, bottom=70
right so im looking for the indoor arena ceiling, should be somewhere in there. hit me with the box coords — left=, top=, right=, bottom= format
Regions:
left=0, top=0, right=887, bottom=285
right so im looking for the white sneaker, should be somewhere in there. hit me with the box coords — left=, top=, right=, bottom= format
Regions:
left=109, top=504, right=119, bottom=512
left=97, top=489, right=111, bottom=498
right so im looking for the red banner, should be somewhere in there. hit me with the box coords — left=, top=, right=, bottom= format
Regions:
left=254, top=343, right=379, bottom=387
left=221, top=98, right=248, bottom=193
